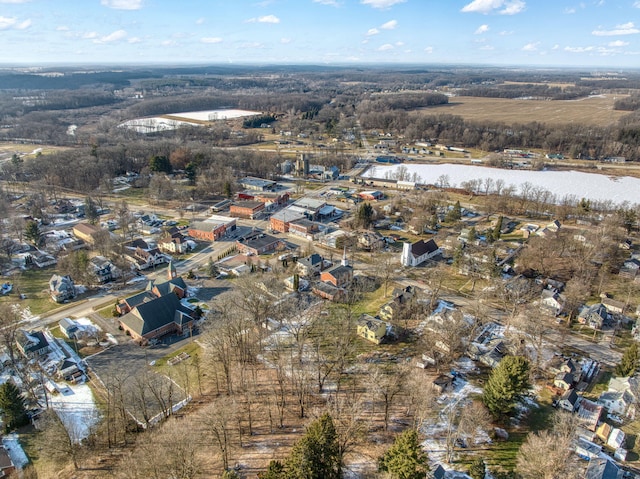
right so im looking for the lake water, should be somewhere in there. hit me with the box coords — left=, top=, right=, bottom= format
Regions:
left=363, top=163, right=640, bottom=205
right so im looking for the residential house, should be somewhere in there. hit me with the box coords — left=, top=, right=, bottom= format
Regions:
left=236, top=231, right=284, bottom=256
left=379, top=286, right=419, bottom=321
left=90, top=255, right=118, bottom=283
left=29, top=250, right=57, bottom=268
left=358, top=231, right=385, bottom=251
left=584, top=458, right=623, bottom=479
left=49, top=274, right=75, bottom=303
left=128, top=247, right=167, bottom=270
left=554, top=372, right=574, bottom=390
left=356, top=314, right=387, bottom=344
left=72, top=222, right=103, bottom=245
left=578, top=304, right=608, bottom=329
left=158, top=235, right=189, bottom=255
left=559, top=389, right=581, bottom=412
left=596, top=422, right=613, bottom=443
left=602, top=297, right=625, bottom=315
left=59, top=317, right=79, bottom=339
left=230, top=200, right=265, bottom=219
left=296, top=254, right=324, bottom=277
left=607, top=428, right=626, bottom=449
left=597, top=376, right=637, bottom=419
left=540, top=289, right=565, bottom=316
left=16, top=330, right=50, bottom=358
left=58, top=358, right=81, bottom=381
left=431, top=465, right=472, bottom=479
left=237, top=191, right=289, bottom=208
left=188, top=215, right=237, bottom=241
left=400, top=239, right=441, bottom=267
left=577, top=398, right=604, bottom=431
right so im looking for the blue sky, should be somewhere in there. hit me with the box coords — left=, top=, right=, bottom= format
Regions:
left=1, top=0, right=640, bottom=68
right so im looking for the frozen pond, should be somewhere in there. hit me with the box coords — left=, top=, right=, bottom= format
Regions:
left=363, top=163, right=640, bottom=205
left=169, top=109, right=260, bottom=121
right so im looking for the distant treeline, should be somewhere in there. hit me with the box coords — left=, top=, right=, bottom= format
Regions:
left=243, top=114, right=277, bottom=128
left=458, top=84, right=591, bottom=100
left=363, top=93, right=448, bottom=111
left=614, top=95, right=640, bottom=111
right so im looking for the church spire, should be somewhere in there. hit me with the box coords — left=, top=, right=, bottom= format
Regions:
left=341, top=246, right=348, bottom=267
left=168, top=260, right=177, bottom=280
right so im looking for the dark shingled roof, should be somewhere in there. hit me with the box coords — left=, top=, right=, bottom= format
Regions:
left=409, top=238, right=439, bottom=257
left=120, top=293, right=194, bottom=337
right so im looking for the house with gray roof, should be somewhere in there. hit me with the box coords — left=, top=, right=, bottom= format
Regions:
left=584, top=458, right=623, bottom=479
left=49, top=274, right=75, bottom=303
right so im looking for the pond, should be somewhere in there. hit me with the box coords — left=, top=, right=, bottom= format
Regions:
left=363, top=163, right=640, bottom=205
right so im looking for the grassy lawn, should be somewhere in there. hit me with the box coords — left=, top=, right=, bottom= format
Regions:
left=153, top=342, right=201, bottom=369
left=0, top=267, right=56, bottom=315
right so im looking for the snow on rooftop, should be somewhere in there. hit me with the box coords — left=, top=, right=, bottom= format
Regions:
left=2, top=434, right=29, bottom=469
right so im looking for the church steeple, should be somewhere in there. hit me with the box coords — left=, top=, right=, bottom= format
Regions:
left=341, top=246, right=348, bottom=267
left=168, top=260, right=177, bottom=280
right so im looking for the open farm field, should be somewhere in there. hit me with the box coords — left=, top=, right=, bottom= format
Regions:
left=0, top=142, right=66, bottom=161
left=424, top=94, right=628, bottom=126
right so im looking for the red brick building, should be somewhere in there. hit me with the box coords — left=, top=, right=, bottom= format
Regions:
left=230, top=200, right=265, bottom=219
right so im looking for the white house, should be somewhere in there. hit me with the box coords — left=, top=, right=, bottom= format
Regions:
left=597, top=376, right=637, bottom=419
left=400, top=239, right=441, bottom=267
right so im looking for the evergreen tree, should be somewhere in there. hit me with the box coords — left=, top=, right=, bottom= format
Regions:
left=0, top=381, right=28, bottom=431
left=616, top=343, right=639, bottom=377
left=356, top=202, right=374, bottom=229
left=490, top=215, right=503, bottom=242
left=149, top=155, right=172, bottom=173
left=24, top=220, right=41, bottom=246
left=258, top=460, right=285, bottom=479
left=482, top=356, right=530, bottom=419
left=378, top=429, right=429, bottom=479
left=446, top=201, right=462, bottom=222
left=84, top=196, right=99, bottom=225
left=468, top=457, right=486, bottom=479
left=223, top=181, right=233, bottom=199
left=285, top=413, right=341, bottom=479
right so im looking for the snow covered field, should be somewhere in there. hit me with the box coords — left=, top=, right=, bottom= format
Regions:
left=363, top=163, right=640, bottom=205
left=169, top=109, right=260, bottom=121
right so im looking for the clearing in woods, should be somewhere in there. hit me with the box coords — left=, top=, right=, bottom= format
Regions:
left=419, top=94, right=628, bottom=127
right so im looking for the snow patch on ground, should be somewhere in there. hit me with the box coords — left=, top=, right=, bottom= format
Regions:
left=49, top=382, right=100, bottom=442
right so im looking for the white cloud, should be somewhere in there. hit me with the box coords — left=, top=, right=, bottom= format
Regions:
left=83, top=31, right=98, bottom=39
left=161, top=40, right=175, bottom=46
left=521, top=41, right=539, bottom=51
left=128, top=36, right=141, bottom=43
left=246, top=14, right=280, bottom=23
left=100, top=0, right=143, bottom=10
left=395, top=41, right=404, bottom=46
left=94, top=29, right=127, bottom=43
left=201, top=37, right=223, bottom=44
left=280, top=37, right=291, bottom=44
left=461, top=0, right=525, bottom=15
left=634, top=1, right=640, bottom=7
left=240, top=42, right=264, bottom=48
left=196, top=18, right=205, bottom=25
left=564, top=7, right=576, bottom=13
left=552, top=44, right=560, bottom=50
left=313, top=0, right=340, bottom=5
left=366, top=28, right=380, bottom=36
left=378, top=43, right=394, bottom=51
left=592, top=22, right=640, bottom=36
left=16, top=19, right=30, bottom=29
left=424, top=46, right=433, bottom=54
left=499, top=30, right=514, bottom=35
left=0, top=0, right=31, bottom=3
left=608, top=40, right=629, bottom=46
left=565, top=45, right=594, bottom=52
left=381, top=19, right=397, bottom=30
left=56, top=25, right=69, bottom=31
left=479, top=45, right=495, bottom=50
left=360, top=0, right=406, bottom=10
left=0, top=16, right=31, bottom=30
left=475, top=24, right=490, bottom=34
